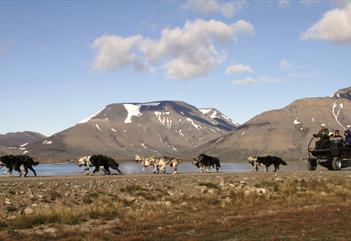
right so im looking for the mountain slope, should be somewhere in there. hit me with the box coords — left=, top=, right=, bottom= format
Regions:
left=27, top=101, right=238, bottom=161
left=0, top=131, right=46, bottom=147
left=199, top=108, right=239, bottom=131
left=202, top=92, right=351, bottom=161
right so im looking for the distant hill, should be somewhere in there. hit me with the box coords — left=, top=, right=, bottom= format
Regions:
left=26, top=101, right=238, bottom=162
left=200, top=88, right=351, bottom=161
left=0, top=131, right=46, bottom=147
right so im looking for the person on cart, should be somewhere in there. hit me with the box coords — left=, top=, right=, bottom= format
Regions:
left=313, top=124, right=329, bottom=139
left=313, top=124, right=330, bottom=149
left=332, top=130, right=343, bottom=142
left=344, top=125, right=351, bottom=145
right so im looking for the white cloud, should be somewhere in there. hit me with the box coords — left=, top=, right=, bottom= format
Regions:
left=225, top=64, right=253, bottom=74
left=91, top=19, right=254, bottom=79
left=232, top=77, right=257, bottom=85
left=279, top=59, right=294, bottom=71
left=301, top=3, right=351, bottom=43
left=140, top=19, right=254, bottom=80
left=183, top=0, right=247, bottom=18
left=91, top=35, right=151, bottom=72
left=278, top=0, right=291, bottom=7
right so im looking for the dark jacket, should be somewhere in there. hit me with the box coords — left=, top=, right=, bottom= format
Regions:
left=345, top=129, right=351, bottom=144
left=314, top=128, right=329, bottom=140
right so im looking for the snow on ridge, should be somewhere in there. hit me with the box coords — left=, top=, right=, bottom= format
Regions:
left=210, top=110, right=218, bottom=119
left=141, top=102, right=160, bottom=107
left=111, top=128, right=117, bottom=133
left=201, top=108, right=239, bottom=127
left=199, top=108, right=213, bottom=115
left=20, top=143, right=29, bottom=147
left=124, top=104, right=142, bottom=123
left=79, top=107, right=106, bottom=124
left=220, top=113, right=239, bottom=126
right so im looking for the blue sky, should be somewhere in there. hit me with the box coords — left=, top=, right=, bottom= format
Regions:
left=0, top=0, right=350, bottom=136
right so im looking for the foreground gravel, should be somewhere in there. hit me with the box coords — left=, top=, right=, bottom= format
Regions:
left=0, top=171, right=351, bottom=240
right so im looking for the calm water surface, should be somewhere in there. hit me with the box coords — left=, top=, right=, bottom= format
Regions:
left=0, top=162, right=310, bottom=177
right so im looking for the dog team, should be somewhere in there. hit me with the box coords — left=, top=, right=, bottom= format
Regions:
left=0, top=152, right=288, bottom=177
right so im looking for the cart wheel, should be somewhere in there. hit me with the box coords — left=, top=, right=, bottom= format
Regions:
left=306, top=158, right=317, bottom=171
left=331, top=157, right=342, bottom=171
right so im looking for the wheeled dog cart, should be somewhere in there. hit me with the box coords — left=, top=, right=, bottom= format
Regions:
left=307, top=137, right=351, bottom=171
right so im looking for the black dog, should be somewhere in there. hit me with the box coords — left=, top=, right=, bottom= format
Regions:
left=78, top=154, right=122, bottom=175
left=192, top=153, right=221, bottom=172
left=254, top=155, right=287, bottom=172
left=0, top=155, right=39, bottom=177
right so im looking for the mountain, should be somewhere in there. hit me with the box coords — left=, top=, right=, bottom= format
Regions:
left=333, top=86, right=351, bottom=100
left=0, top=131, right=46, bottom=147
left=199, top=108, right=239, bottom=131
left=26, top=101, right=238, bottom=162
left=0, top=131, right=46, bottom=156
left=202, top=88, right=351, bottom=161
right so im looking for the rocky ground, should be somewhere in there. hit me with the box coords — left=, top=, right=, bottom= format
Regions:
left=0, top=171, right=351, bottom=241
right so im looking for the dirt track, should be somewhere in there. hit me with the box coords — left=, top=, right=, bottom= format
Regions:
left=1, top=171, right=351, bottom=240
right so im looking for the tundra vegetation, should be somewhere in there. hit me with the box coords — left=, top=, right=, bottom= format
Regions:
left=0, top=172, right=350, bottom=240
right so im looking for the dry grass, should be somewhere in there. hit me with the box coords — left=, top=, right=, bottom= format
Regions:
left=0, top=173, right=350, bottom=240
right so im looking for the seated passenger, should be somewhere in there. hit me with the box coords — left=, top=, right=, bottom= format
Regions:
left=333, top=130, right=342, bottom=138
left=344, top=125, right=351, bottom=145
left=331, top=130, right=343, bottom=143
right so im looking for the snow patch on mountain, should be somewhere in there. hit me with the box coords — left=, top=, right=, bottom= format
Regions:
left=186, top=118, right=201, bottom=130
left=96, top=124, right=102, bottom=131
left=293, top=119, right=301, bottom=125
left=332, top=100, right=346, bottom=130
left=200, top=108, right=239, bottom=127
left=221, top=113, right=238, bottom=124
left=79, top=107, right=105, bottom=124
left=154, top=111, right=172, bottom=129
left=124, top=104, right=142, bottom=123
left=199, top=108, right=212, bottom=115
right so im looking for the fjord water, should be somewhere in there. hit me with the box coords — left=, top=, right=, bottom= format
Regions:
left=0, top=162, right=310, bottom=177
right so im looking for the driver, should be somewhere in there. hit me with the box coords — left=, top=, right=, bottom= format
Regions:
left=313, top=124, right=329, bottom=140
